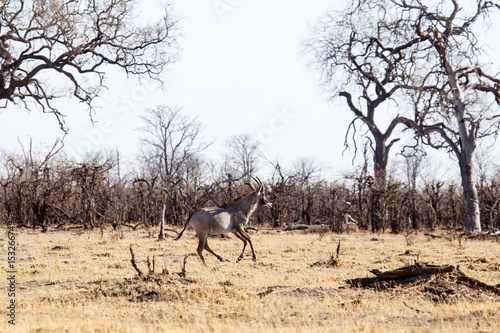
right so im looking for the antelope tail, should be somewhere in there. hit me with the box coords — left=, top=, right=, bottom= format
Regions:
left=173, top=212, right=194, bottom=241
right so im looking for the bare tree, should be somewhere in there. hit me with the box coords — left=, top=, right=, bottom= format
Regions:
left=377, top=0, right=500, bottom=232
left=292, top=157, right=320, bottom=184
left=0, top=0, right=178, bottom=129
left=305, top=3, right=431, bottom=190
left=306, top=4, right=425, bottom=230
left=407, top=0, right=500, bottom=232
left=224, top=133, right=261, bottom=180
left=139, top=105, right=210, bottom=185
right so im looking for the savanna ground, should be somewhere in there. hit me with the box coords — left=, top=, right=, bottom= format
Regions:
left=1, top=227, right=500, bottom=332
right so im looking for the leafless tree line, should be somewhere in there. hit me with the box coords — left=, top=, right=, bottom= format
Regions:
left=1, top=142, right=499, bottom=233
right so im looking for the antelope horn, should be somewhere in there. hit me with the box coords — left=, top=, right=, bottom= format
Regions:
left=252, top=176, right=263, bottom=193
left=245, top=182, right=256, bottom=192
left=251, top=176, right=260, bottom=192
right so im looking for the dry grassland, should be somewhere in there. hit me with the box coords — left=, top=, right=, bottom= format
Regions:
left=1, top=228, right=500, bottom=332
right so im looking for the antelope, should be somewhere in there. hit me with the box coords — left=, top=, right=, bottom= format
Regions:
left=174, top=177, right=272, bottom=264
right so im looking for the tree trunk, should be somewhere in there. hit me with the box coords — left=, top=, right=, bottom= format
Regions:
left=158, top=202, right=166, bottom=239
left=373, top=163, right=387, bottom=190
left=371, top=138, right=388, bottom=231
left=459, top=154, right=481, bottom=232
left=373, top=139, right=388, bottom=191
left=441, top=46, right=481, bottom=233
left=454, top=95, right=481, bottom=232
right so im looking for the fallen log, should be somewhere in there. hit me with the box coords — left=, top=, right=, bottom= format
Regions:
left=347, top=263, right=454, bottom=287
left=424, top=233, right=443, bottom=239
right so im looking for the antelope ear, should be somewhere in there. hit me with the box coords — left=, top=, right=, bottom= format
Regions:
left=245, top=182, right=256, bottom=192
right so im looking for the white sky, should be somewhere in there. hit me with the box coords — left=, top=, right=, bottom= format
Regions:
left=1, top=1, right=499, bottom=181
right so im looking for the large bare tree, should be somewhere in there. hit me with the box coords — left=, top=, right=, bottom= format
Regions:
left=306, top=0, right=430, bottom=231
left=308, top=0, right=500, bottom=232
left=379, top=0, right=500, bottom=232
left=406, top=0, right=500, bottom=232
left=0, top=0, right=178, bottom=129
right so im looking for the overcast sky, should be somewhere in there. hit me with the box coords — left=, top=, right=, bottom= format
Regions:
left=1, top=1, right=499, bottom=180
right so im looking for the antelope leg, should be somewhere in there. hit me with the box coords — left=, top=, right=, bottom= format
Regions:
left=204, top=241, right=225, bottom=262
left=196, top=234, right=207, bottom=265
left=232, top=230, right=248, bottom=262
left=239, top=228, right=256, bottom=261
left=235, top=227, right=256, bottom=261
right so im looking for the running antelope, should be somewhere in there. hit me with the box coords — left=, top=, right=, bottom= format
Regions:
left=174, top=177, right=272, bottom=264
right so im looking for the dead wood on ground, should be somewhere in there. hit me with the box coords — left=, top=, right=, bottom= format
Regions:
left=425, top=230, right=500, bottom=242
left=347, top=262, right=500, bottom=299
left=462, top=230, right=500, bottom=241
left=129, top=245, right=193, bottom=281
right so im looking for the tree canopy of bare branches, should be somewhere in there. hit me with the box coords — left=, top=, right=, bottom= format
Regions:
left=138, top=105, right=210, bottom=186
left=0, top=0, right=178, bottom=129
left=224, top=134, right=261, bottom=180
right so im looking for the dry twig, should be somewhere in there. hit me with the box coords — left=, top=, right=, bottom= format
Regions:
left=129, top=245, right=143, bottom=277
left=179, top=254, right=189, bottom=277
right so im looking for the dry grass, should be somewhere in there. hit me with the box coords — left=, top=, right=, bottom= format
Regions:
left=1, top=228, right=500, bottom=332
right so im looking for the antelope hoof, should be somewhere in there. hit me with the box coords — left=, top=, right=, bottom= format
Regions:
left=252, top=255, right=257, bottom=262
left=236, top=256, right=243, bottom=263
